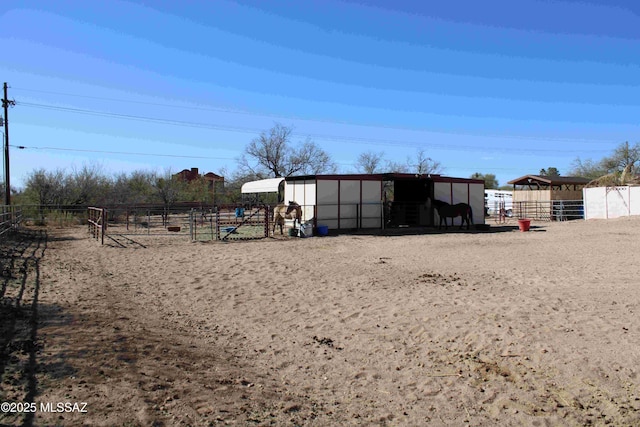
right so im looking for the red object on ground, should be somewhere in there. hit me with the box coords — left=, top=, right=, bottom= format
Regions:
left=518, top=219, right=531, bottom=232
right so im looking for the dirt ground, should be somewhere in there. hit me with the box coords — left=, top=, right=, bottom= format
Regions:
left=1, top=218, right=640, bottom=426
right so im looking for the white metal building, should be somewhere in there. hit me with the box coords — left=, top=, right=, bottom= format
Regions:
left=285, top=173, right=485, bottom=230
left=241, top=173, right=485, bottom=231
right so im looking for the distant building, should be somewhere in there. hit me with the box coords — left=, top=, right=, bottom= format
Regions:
left=174, top=167, right=224, bottom=190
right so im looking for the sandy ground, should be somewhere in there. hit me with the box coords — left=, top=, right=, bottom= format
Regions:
left=1, top=217, right=640, bottom=426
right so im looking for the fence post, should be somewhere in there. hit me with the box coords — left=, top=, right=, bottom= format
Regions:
left=215, top=208, right=220, bottom=240
left=209, top=210, right=213, bottom=240
left=101, top=208, right=106, bottom=245
left=264, top=205, right=269, bottom=238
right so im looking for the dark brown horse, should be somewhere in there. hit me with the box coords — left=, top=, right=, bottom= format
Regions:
left=273, top=201, right=302, bottom=235
left=432, top=199, right=474, bottom=230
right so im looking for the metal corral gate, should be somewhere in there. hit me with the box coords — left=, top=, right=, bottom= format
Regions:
left=105, top=205, right=193, bottom=237
left=189, top=205, right=270, bottom=241
left=87, top=207, right=106, bottom=244
left=513, top=200, right=584, bottom=221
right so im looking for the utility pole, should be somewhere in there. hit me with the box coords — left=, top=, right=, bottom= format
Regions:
left=2, top=82, right=15, bottom=205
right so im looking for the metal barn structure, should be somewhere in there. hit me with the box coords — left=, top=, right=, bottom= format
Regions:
left=508, top=175, right=590, bottom=220
left=243, top=173, right=485, bottom=232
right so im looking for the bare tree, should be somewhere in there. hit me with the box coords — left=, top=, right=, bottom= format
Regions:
left=411, top=149, right=442, bottom=174
left=238, top=123, right=336, bottom=177
left=602, top=141, right=640, bottom=174
left=569, top=157, right=607, bottom=180
left=356, top=151, right=385, bottom=174
left=291, top=139, right=337, bottom=175
left=570, top=141, right=640, bottom=180
left=385, top=160, right=408, bottom=173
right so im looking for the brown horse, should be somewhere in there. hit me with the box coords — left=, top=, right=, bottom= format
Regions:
left=273, top=201, right=302, bottom=235
left=432, top=199, right=474, bottom=230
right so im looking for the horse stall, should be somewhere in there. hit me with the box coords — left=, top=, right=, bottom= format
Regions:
left=284, top=173, right=485, bottom=232
left=242, top=174, right=485, bottom=234
left=284, top=174, right=383, bottom=231
left=431, top=176, right=485, bottom=227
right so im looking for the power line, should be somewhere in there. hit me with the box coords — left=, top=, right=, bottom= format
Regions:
left=10, top=144, right=352, bottom=167
left=13, top=86, right=621, bottom=147
left=17, top=101, right=611, bottom=155
left=10, top=144, right=236, bottom=160
left=12, top=144, right=531, bottom=172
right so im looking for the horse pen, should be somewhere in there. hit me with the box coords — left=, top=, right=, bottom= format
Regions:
left=82, top=204, right=278, bottom=245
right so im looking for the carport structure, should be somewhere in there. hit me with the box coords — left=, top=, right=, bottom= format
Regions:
left=507, top=175, right=590, bottom=220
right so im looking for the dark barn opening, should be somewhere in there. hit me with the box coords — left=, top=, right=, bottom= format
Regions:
left=384, top=176, right=434, bottom=227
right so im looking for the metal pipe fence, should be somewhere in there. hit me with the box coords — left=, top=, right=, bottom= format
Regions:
left=0, top=205, right=22, bottom=237
left=189, top=205, right=270, bottom=241
left=18, top=204, right=87, bottom=227
left=87, top=207, right=106, bottom=245
left=513, top=200, right=584, bottom=221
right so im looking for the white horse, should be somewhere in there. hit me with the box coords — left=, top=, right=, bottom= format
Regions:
left=273, top=201, right=302, bottom=235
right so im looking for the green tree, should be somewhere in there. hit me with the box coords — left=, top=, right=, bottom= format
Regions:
left=539, top=167, right=560, bottom=177
left=470, top=172, right=499, bottom=189
left=154, top=169, right=186, bottom=224
left=23, top=169, right=67, bottom=206
left=109, top=170, right=156, bottom=205
left=66, top=164, right=110, bottom=206
left=22, top=168, right=68, bottom=223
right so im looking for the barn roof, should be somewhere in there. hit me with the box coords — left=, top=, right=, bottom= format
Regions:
left=285, top=173, right=483, bottom=184
left=508, top=175, right=590, bottom=186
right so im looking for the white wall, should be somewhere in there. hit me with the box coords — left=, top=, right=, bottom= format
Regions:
left=362, top=180, right=382, bottom=228
left=340, top=180, right=360, bottom=229
left=285, top=179, right=316, bottom=222
left=584, top=186, right=640, bottom=219
left=468, top=183, right=485, bottom=224
left=433, top=181, right=485, bottom=226
left=316, top=180, right=339, bottom=229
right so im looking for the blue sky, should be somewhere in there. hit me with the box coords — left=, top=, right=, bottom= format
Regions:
left=2, top=0, right=640, bottom=189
